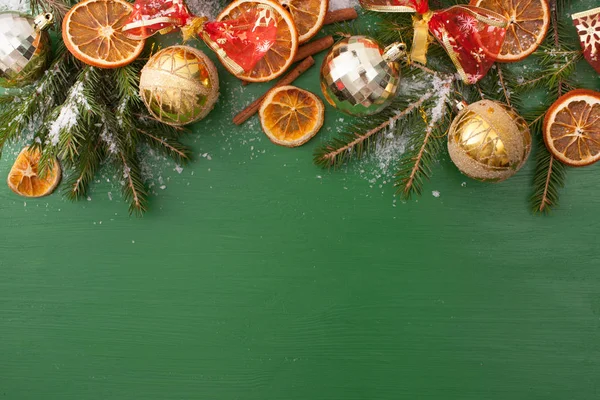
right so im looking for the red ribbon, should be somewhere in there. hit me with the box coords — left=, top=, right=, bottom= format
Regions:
left=360, top=0, right=508, bottom=84
left=122, top=0, right=278, bottom=75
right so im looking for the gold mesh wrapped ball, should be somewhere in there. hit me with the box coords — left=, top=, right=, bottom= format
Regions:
left=448, top=100, right=532, bottom=182
left=140, top=46, right=219, bottom=126
left=320, top=36, right=401, bottom=117
left=0, top=12, right=53, bottom=88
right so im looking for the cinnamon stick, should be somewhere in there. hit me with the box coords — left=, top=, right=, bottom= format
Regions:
left=233, top=56, right=316, bottom=125
left=293, top=35, right=334, bottom=63
left=324, top=8, right=359, bottom=25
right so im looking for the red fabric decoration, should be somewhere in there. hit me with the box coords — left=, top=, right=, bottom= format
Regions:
left=122, top=0, right=278, bottom=74
left=572, top=7, right=600, bottom=74
left=359, top=0, right=507, bottom=84
left=123, top=0, right=193, bottom=38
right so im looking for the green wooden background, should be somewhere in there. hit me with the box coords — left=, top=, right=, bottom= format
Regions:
left=1, top=1, right=600, bottom=398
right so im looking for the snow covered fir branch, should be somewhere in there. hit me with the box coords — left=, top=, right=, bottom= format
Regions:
left=0, top=0, right=193, bottom=215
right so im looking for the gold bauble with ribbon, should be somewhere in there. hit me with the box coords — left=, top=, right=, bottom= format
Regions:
left=0, top=12, right=53, bottom=88
left=140, top=46, right=219, bottom=126
left=447, top=100, right=531, bottom=182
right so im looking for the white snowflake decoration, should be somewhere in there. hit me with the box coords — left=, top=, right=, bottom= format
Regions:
left=457, top=14, right=478, bottom=34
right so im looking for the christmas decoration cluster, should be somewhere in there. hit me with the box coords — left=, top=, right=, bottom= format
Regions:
left=0, top=0, right=598, bottom=214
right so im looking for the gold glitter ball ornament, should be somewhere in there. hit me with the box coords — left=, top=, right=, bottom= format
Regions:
left=140, top=46, right=219, bottom=126
left=448, top=100, right=532, bottom=183
left=0, top=12, right=53, bottom=88
left=320, top=36, right=404, bottom=117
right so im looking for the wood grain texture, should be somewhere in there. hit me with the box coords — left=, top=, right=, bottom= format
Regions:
left=1, top=2, right=600, bottom=398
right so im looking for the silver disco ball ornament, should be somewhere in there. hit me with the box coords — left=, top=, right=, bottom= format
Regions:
left=320, top=36, right=404, bottom=117
left=0, top=12, right=53, bottom=88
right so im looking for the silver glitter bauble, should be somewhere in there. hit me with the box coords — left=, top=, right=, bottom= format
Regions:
left=0, top=12, right=53, bottom=88
left=320, top=36, right=404, bottom=117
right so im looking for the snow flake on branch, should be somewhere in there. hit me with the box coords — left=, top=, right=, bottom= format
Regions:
left=47, top=81, right=91, bottom=146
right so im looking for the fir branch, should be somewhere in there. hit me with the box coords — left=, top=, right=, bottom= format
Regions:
left=528, top=0, right=570, bottom=214
left=63, top=137, right=104, bottom=201
left=0, top=95, right=15, bottom=105
left=0, top=51, right=73, bottom=156
left=496, top=65, right=512, bottom=107
left=531, top=142, right=566, bottom=213
left=41, top=66, right=101, bottom=169
left=138, top=127, right=191, bottom=163
left=395, top=102, right=451, bottom=199
left=314, top=91, right=435, bottom=168
left=117, top=152, right=148, bottom=216
left=113, top=64, right=142, bottom=107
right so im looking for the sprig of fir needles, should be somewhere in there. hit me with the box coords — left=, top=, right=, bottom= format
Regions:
left=508, top=0, right=580, bottom=213
left=0, top=0, right=192, bottom=215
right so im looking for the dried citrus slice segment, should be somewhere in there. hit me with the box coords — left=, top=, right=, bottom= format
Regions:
left=63, top=0, right=145, bottom=68
left=7, top=147, right=61, bottom=198
left=277, top=0, right=328, bottom=43
left=218, top=0, right=298, bottom=82
left=544, top=89, right=600, bottom=167
left=259, top=85, right=324, bottom=147
left=471, top=0, right=550, bottom=62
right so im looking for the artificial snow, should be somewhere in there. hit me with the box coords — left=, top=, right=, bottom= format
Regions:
left=0, top=0, right=29, bottom=12
left=47, top=81, right=90, bottom=147
left=329, top=0, right=359, bottom=10
left=100, top=123, right=118, bottom=154
left=185, top=0, right=221, bottom=19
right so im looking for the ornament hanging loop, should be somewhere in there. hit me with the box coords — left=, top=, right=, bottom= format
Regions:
left=33, top=13, right=54, bottom=31
left=382, top=42, right=407, bottom=62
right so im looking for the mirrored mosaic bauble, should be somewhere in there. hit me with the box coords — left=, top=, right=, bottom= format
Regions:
left=0, top=12, right=53, bottom=88
left=320, top=36, right=401, bottom=117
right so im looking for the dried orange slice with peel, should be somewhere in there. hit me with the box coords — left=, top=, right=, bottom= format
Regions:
left=277, top=0, right=328, bottom=43
left=63, top=0, right=145, bottom=68
left=259, top=85, right=324, bottom=147
left=471, top=0, right=550, bottom=62
left=544, top=89, right=600, bottom=167
left=7, top=147, right=61, bottom=198
left=218, top=0, right=298, bottom=82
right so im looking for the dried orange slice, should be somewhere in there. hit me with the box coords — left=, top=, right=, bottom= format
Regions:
left=7, top=147, right=61, bottom=198
left=218, top=0, right=298, bottom=82
left=62, top=0, right=145, bottom=68
left=259, top=85, right=324, bottom=147
left=471, top=0, right=550, bottom=62
left=544, top=89, right=600, bottom=167
left=277, top=0, right=328, bottom=43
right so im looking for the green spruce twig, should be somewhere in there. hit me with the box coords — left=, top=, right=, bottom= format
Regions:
left=528, top=0, right=571, bottom=213
left=395, top=85, right=453, bottom=199
left=314, top=91, right=434, bottom=168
